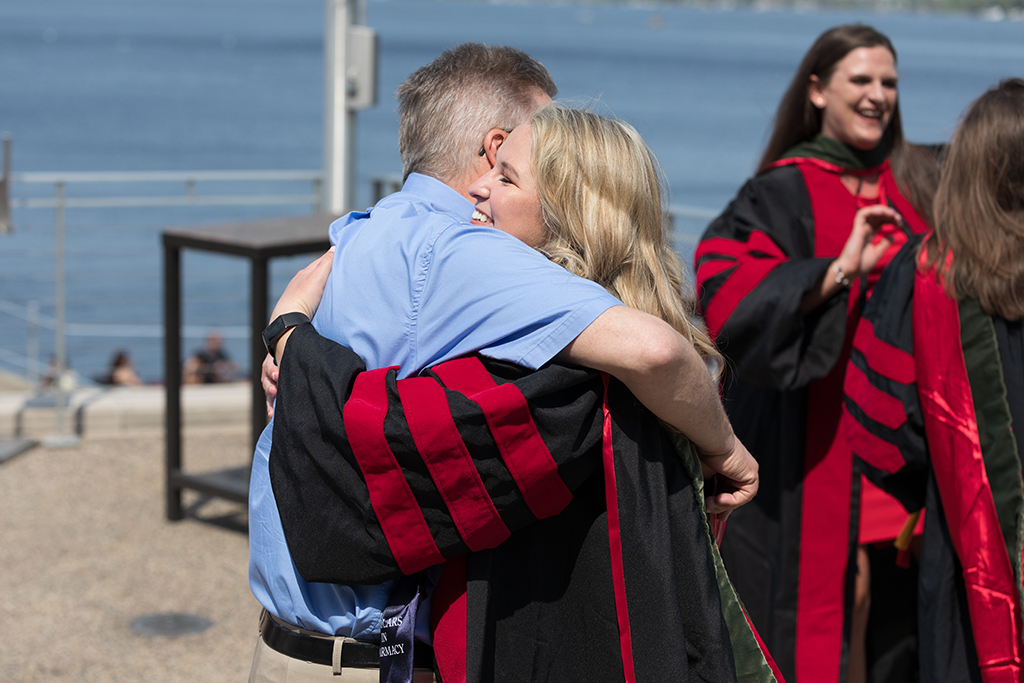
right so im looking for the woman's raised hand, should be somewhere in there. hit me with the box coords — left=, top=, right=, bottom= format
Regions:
left=801, top=204, right=902, bottom=314
left=835, top=204, right=902, bottom=280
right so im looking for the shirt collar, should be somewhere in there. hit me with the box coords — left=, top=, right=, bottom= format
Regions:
left=402, top=173, right=474, bottom=221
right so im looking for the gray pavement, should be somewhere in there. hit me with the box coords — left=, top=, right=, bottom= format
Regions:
left=0, top=386, right=261, bottom=682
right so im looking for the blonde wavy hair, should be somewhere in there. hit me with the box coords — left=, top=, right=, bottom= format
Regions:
left=529, top=105, right=721, bottom=370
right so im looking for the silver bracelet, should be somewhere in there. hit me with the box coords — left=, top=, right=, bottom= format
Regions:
left=832, top=263, right=852, bottom=288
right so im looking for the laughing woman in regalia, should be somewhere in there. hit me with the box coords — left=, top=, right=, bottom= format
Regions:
left=695, top=24, right=934, bottom=683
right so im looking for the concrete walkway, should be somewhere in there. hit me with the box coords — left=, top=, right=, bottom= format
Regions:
left=0, top=384, right=262, bottom=682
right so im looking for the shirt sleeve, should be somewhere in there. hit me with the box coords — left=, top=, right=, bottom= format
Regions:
left=695, top=166, right=849, bottom=391
left=842, top=239, right=928, bottom=512
left=412, top=224, right=621, bottom=372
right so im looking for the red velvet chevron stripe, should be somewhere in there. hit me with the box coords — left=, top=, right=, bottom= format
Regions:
left=343, top=367, right=445, bottom=574
left=842, top=405, right=907, bottom=475
left=852, top=320, right=915, bottom=385
left=695, top=230, right=788, bottom=338
left=432, top=356, right=572, bottom=519
left=844, top=361, right=907, bottom=431
left=398, top=376, right=512, bottom=552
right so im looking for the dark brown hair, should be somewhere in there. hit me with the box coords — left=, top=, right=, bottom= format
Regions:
left=396, top=43, right=557, bottom=183
left=758, top=24, right=903, bottom=172
left=889, top=142, right=943, bottom=227
left=923, top=78, right=1024, bottom=320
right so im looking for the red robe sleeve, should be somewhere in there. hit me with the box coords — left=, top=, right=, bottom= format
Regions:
left=696, top=165, right=849, bottom=391
left=268, top=323, right=605, bottom=584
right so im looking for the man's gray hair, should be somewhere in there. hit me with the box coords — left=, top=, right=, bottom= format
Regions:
left=396, top=43, right=557, bottom=183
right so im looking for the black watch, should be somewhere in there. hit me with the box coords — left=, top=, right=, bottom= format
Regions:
left=262, top=312, right=310, bottom=359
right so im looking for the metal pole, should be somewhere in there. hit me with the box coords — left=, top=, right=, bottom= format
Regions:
left=46, top=181, right=78, bottom=448
left=27, top=300, right=39, bottom=390
left=0, top=135, right=11, bottom=234
left=323, top=0, right=354, bottom=215
left=312, top=177, right=323, bottom=213
left=250, top=256, right=270, bottom=451
left=163, top=239, right=183, bottom=520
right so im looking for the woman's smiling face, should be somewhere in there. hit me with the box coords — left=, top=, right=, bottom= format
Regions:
left=810, top=46, right=898, bottom=151
left=467, top=124, right=547, bottom=248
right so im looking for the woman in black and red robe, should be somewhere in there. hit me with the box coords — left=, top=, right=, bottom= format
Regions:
left=695, top=25, right=932, bottom=683
left=843, top=78, right=1024, bottom=683
left=269, top=326, right=785, bottom=683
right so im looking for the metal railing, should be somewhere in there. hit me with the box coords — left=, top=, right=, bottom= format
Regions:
left=9, top=169, right=323, bottom=212
left=0, top=136, right=325, bottom=445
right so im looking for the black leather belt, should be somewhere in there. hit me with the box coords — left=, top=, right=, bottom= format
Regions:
left=259, top=611, right=434, bottom=669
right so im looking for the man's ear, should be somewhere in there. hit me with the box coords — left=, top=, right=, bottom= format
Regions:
left=481, top=128, right=510, bottom=168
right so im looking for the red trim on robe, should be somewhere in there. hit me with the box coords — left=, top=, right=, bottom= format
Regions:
left=343, top=368, right=445, bottom=574
left=431, top=357, right=573, bottom=519
left=844, top=361, right=908, bottom=431
left=398, top=377, right=511, bottom=552
left=743, top=606, right=788, bottom=683
left=601, top=374, right=636, bottom=683
left=852, top=319, right=916, bottom=385
left=694, top=257, right=739, bottom=285
left=694, top=231, right=788, bottom=338
left=431, top=556, right=468, bottom=683
left=842, top=405, right=907, bottom=475
left=913, top=265, right=1023, bottom=683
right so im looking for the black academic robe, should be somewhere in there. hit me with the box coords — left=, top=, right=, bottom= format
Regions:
left=843, top=236, right=1024, bottom=683
left=694, top=157, right=929, bottom=683
left=268, top=324, right=784, bottom=683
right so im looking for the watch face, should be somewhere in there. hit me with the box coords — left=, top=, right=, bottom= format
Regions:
left=262, top=320, right=282, bottom=356
left=263, top=313, right=309, bottom=357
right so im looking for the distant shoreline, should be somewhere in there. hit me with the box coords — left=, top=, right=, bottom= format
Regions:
left=435, top=0, right=1024, bottom=19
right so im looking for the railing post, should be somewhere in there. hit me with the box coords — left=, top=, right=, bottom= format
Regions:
left=324, top=0, right=375, bottom=215
left=312, top=177, right=323, bottom=213
left=323, top=0, right=354, bottom=216
left=45, top=180, right=78, bottom=448
left=27, top=300, right=39, bottom=390
left=0, top=134, right=11, bottom=234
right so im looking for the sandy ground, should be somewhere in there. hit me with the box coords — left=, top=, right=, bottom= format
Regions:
left=0, top=427, right=261, bottom=682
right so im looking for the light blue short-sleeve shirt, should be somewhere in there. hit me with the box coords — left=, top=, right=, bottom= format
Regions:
left=248, top=173, right=621, bottom=640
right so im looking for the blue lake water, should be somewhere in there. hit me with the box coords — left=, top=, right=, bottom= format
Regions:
left=2, top=0, right=1023, bottom=382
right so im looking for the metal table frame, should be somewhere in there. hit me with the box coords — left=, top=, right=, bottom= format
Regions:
left=162, top=214, right=333, bottom=520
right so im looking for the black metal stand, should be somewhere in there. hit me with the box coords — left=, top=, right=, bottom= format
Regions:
left=162, top=214, right=333, bottom=521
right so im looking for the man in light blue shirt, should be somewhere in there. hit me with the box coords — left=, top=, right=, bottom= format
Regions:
left=249, top=43, right=757, bottom=682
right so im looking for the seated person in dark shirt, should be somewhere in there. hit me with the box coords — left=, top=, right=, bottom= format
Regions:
left=184, top=332, right=237, bottom=384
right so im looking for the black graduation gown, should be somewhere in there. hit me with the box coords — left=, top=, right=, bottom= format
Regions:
left=843, top=237, right=1024, bottom=683
left=694, top=157, right=929, bottom=683
left=267, top=324, right=784, bottom=683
